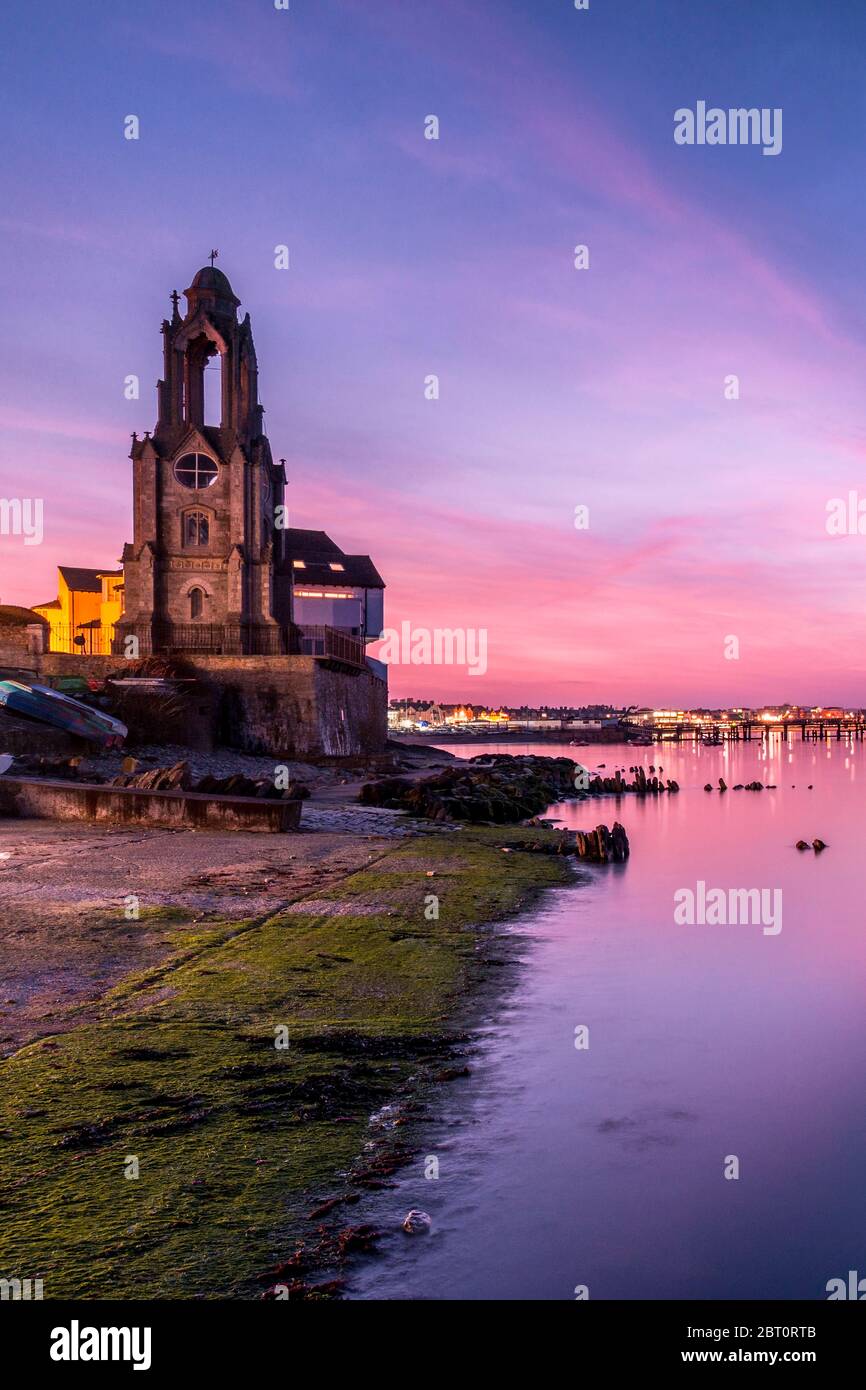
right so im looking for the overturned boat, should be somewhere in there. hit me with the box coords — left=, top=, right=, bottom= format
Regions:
left=0, top=681, right=127, bottom=747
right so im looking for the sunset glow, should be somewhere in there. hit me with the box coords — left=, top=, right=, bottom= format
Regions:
left=2, top=1, right=865, bottom=704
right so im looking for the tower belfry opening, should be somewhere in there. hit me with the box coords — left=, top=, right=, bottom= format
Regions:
left=203, top=355, right=222, bottom=428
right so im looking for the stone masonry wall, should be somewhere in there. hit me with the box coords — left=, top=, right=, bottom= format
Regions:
left=35, top=652, right=387, bottom=759
left=0, top=625, right=44, bottom=671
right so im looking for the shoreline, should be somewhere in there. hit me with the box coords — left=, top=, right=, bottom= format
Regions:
left=392, top=730, right=648, bottom=746
left=270, top=859, right=587, bottom=1301
left=255, top=832, right=580, bottom=1300
left=0, top=811, right=571, bottom=1299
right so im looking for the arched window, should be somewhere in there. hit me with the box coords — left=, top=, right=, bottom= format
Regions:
left=189, top=587, right=204, bottom=620
left=184, top=511, right=209, bottom=546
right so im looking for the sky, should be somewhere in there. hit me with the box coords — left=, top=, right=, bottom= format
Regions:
left=2, top=0, right=866, bottom=705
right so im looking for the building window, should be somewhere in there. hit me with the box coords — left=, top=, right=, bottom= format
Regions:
left=189, top=587, right=204, bottom=620
left=329, top=563, right=345, bottom=572
left=184, top=511, right=209, bottom=546
left=174, top=453, right=218, bottom=489
left=292, top=559, right=305, bottom=569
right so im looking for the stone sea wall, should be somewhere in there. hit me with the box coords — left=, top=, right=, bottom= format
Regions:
left=35, top=651, right=387, bottom=759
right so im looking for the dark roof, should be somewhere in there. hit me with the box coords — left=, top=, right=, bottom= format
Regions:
left=33, top=599, right=60, bottom=611
left=184, top=266, right=241, bottom=315
left=59, top=566, right=103, bottom=593
left=188, top=266, right=237, bottom=298
left=286, top=529, right=342, bottom=557
left=0, top=604, right=49, bottom=627
left=291, top=557, right=384, bottom=588
left=340, top=555, right=385, bottom=588
left=283, top=529, right=384, bottom=589
left=58, top=566, right=122, bottom=591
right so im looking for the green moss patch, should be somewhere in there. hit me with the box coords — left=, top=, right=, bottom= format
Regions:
left=0, top=826, right=568, bottom=1298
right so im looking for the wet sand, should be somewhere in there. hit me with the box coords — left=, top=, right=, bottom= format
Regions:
left=0, top=819, right=403, bottom=1056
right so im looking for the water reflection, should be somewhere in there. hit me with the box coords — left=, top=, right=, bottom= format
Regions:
left=347, top=740, right=866, bottom=1301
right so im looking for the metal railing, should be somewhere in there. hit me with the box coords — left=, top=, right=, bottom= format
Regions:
left=152, top=623, right=291, bottom=655
left=48, top=625, right=116, bottom=656
left=48, top=620, right=366, bottom=666
left=296, top=625, right=366, bottom=668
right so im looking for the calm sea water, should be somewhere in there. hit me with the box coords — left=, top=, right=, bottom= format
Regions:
left=348, top=737, right=866, bottom=1300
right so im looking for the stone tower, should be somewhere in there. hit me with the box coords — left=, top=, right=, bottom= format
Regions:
left=116, top=264, right=292, bottom=656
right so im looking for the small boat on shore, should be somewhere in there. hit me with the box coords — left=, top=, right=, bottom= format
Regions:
left=0, top=681, right=127, bottom=746
left=31, top=685, right=127, bottom=744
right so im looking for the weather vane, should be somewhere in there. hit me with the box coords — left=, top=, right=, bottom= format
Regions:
left=209, top=249, right=219, bottom=267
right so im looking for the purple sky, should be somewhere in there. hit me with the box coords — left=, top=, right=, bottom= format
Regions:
left=2, top=0, right=866, bottom=704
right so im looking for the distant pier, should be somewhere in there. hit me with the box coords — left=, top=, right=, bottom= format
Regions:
left=622, top=717, right=866, bottom=743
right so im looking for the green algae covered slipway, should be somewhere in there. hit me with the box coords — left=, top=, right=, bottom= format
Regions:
left=0, top=824, right=569, bottom=1299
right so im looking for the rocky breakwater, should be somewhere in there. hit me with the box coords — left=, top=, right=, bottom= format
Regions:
left=360, top=754, right=579, bottom=823
left=466, top=754, right=678, bottom=798
left=360, top=753, right=674, bottom=821
left=359, top=754, right=630, bottom=861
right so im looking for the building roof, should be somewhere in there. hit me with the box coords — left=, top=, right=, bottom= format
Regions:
left=337, top=555, right=385, bottom=588
left=283, top=528, right=385, bottom=589
left=187, top=266, right=238, bottom=299
left=184, top=265, right=241, bottom=315
left=287, top=529, right=343, bottom=557
left=58, top=567, right=103, bottom=593
left=32, top=599, right=60, bottom=611
left=57, top=566, right=122, bottom=594
left=0, top=604, right=49, bottom=627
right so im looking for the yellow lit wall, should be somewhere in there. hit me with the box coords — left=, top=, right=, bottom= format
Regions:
left=32, top=570, right=118, bottom=654
left=99, top=573, right=124, bottom=649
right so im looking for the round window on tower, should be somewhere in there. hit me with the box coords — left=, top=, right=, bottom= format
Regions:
left=174, top=453, right=218, bottom=489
